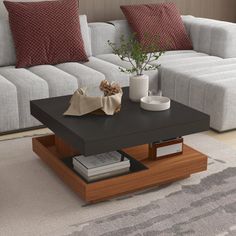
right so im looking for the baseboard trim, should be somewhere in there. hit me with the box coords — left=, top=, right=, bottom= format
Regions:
left=0, top=125, right=45, bottom=136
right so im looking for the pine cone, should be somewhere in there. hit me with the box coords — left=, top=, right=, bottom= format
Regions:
left=100, top=80, right=122, bottom=96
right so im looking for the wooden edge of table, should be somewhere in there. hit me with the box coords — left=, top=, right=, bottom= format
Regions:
left=32, top=134, right=208, bottom=203
left=32, top=136, right=86, bottom=199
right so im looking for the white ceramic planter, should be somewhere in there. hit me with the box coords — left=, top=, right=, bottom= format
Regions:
left=129, top=74, right=149, bottom=102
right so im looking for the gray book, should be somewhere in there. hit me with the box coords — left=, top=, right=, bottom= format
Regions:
left=74, top=165, right=130, bottom=182
left=73, top=159, right=130, bottom=176
left=73, top=151, right=130, bottom=176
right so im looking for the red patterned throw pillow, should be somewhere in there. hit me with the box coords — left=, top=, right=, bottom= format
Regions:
left=121, top=3, right=193, bottom=51
left=4, top=0, right=88, bottom=68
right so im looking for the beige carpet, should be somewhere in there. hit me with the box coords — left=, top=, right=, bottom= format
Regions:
left=0, top=132, right=235, bottom=235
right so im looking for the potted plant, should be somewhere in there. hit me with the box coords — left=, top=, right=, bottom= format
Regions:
left=108, top=34, right=164, bottom=102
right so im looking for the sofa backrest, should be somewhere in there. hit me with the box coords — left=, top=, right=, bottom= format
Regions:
left=0, top=18, right=16, bottom=67
left=0, top=15, right=236, bottom=67
left=89, top=16, right=236, bottom=59
left=185, top=17, right=236, bottom=59
left=88, top=16, right=194, bottom=56
left=88, top=22, right=116, bottom=56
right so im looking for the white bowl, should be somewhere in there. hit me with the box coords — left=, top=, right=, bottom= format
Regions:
left=140, top=96, right=171, bottom=111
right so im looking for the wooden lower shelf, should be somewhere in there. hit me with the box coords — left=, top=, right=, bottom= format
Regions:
left=32, top=135, right=208, bottom=203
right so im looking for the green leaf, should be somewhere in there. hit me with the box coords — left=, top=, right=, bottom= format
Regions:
left=107, top=33, right=165, bottom=76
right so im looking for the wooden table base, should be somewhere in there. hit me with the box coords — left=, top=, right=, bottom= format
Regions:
left=32, top=135, right=208, bottom=203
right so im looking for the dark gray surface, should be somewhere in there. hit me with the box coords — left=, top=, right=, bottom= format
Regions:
left=30, top=87, right=210, bottom=156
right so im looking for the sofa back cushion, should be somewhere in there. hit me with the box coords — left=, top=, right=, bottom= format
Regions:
left=80, top=15, right=92, bottom=57
left=120, top=3, right=193, bottom=51
left=89, top=22, right=116, bottom=56
left=4, top=0, right=89, bottom=68
left=0, top=18, right=16, bottom=67
left=0, top=14, right=91, bottom=67
left=187, top=17, right=236, bottom=58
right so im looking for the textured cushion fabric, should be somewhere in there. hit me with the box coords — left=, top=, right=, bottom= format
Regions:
left=186, top=70, right=236, bottom=131
left=88, top=23, right=116, bottom=56
left=160, top=59, right=232, bottom=104
left=0, top=67, right=49, bottom=128
left=182, top=16, right=236, bottom=58
left=108, top=20, right=132, bottom=46
left=56, top=62, right=105, bottom=88
left=158, top=52, right=208, bottom=63
left=96, top=51, right=214, bottom=92
left=108, top=19, right=194, bottom=53
left=80, top=15, right=92, bottom=57
left=29, top=65, right=78, bottom=97
left=160, top=58, right=236, bottom=131
left=204, top=79, right=236, bottom=131
left=0, top=15, right=91, bottom=67
left=0, top=18, right=16, bottom=67
left=95, top=54, right=158, bottom=91
left=151, top=52, right=218, bottom=67
left=0, top=76, right=19, bottom=132
left=120, top=3, right=193, bottom=51
left=4, top=0, right=88, bottom=68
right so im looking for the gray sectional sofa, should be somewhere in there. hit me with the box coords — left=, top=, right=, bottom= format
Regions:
left=0, top=15, right=236, bottom=134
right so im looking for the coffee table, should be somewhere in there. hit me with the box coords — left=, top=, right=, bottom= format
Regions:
left=31, top=87, right=209, bottom=203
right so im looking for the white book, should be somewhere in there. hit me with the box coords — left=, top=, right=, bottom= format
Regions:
left=72, top=152, right=130, bottom=175
left=73, top=159, right=130, bottom=176
left=74, top=165, right=130, bottom=182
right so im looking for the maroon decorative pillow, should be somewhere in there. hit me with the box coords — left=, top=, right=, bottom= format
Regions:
left=4, top=0, right=88, bottom=68
left=121, top=3, right=193, bottom=51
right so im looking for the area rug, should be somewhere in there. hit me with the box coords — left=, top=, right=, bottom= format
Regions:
left=0, top=133, right=235, bottom=236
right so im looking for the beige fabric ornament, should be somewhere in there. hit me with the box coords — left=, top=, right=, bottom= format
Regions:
left=64, top=80, right=123, bottom=116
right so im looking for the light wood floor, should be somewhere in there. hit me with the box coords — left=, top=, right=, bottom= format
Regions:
left=204, top=130, right=236, bottom=150
left=1, top=128, right=236, bottom=150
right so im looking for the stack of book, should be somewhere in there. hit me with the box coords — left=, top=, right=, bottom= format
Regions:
left=72, top=151, right=130, bottom=182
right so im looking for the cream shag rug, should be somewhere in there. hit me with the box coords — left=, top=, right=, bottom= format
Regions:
left=0, top=133, right=235, bottom=236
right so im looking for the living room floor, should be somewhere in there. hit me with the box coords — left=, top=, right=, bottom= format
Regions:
left=1, top=128, right=236, bottom=150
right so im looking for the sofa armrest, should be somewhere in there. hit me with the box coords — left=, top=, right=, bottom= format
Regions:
left=182, top=16, right=236, bottom=58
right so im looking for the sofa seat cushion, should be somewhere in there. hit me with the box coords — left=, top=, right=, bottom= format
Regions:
left=96, top=51, right=216, bottom=92
left=97, top=51, right=209, bottom=67
left=0, top=76, right=19, bottom=132
left=56, top=62, right=105, bottom=88
left=204, top=78, right=236, bottom=131
left=160, top=58, right=235, bottom=101
left=160, top=58, right=236, bottom=131
left=95, top=55, right=159, bottom=91
left=29, top=65, right=78, bottom=97
left=84, top=57, right=129, bottom=87
left=158, top=52, right=208, bottom=62
left=148, top=51, right=218, bottom=66
left=0, top=67, right=49, bottom=129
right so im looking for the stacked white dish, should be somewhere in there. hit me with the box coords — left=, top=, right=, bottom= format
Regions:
left=141, top=96, right=171, bottom=111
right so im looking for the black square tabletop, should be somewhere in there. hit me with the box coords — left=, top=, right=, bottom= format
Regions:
left=30, top=87, right=210, bottom=156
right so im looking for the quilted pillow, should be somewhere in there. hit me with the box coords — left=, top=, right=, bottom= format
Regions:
left=4, top=0, right=88, bottom=68
left=121, top=3, right=193, bottom=51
